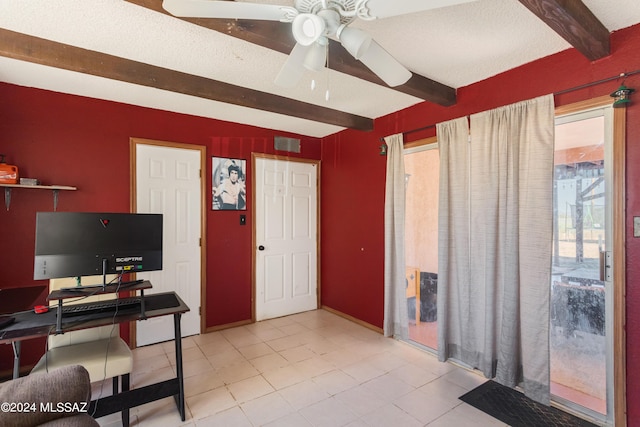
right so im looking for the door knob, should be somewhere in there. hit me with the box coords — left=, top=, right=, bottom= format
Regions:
left=258, top=245, right=265, bottom=251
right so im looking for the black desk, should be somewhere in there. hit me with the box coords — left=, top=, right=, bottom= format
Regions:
left=0, top=291, right=189, bottom=422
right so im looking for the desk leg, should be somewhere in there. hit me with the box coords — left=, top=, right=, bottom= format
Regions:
left=11, top=341, right=21, bottom=379
left=173, top=313, right=185, bottom=421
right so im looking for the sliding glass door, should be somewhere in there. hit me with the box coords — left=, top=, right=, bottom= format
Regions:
left=401, top=98, right=624, bottom=425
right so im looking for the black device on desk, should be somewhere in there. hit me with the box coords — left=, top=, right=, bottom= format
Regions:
left=0, top=285, right=48, bottom=328
left=60, top=296, right=143, bottom=317
left=0, top=317, right=13, bottom=328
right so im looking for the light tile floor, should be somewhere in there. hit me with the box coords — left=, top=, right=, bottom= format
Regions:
left=96, top=309, right=506, bottom=426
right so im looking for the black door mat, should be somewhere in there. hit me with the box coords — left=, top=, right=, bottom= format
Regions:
left=459, top=380, right=598, bottom=427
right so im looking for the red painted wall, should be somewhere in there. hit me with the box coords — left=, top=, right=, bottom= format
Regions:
left=320, top=130, right=388, bottom=327
left=321, top=23, right=640, bottom=425
left=0, top=86, right=319, bottom=371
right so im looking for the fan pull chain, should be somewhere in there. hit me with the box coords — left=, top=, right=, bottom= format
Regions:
left=325, top=42, right=330, bottom=101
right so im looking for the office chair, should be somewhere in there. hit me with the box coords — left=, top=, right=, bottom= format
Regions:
left=30, top=276, right=133, bottom=427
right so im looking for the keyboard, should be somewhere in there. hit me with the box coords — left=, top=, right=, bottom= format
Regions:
left=60, top=297, right=142, bottom=317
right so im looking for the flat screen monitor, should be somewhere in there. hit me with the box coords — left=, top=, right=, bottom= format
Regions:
left=33, top=212, right=163, bottom=287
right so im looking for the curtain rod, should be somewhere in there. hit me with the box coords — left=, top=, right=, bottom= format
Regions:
left=380, top=69, right=640, bottom=142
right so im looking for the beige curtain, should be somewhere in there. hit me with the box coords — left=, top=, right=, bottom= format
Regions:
left=438, top=95, right=555, bottom=404
left=383, top=133, right=408, bottom=339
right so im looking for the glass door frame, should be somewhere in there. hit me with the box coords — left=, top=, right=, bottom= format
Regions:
left=555, top=96, right=626, bottom=426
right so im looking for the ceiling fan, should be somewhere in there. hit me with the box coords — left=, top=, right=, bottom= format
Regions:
left=162, top=0, right=477, bottom=88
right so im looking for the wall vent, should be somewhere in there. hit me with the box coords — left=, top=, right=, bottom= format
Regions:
left=274, top=136, right=301, bottom=153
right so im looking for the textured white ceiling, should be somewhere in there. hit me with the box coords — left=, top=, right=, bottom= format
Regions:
left=0, top=0, right=639, bottom=138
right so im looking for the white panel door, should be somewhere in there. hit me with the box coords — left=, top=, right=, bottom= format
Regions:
left=255, top=157, right=318, bottom=321
left=136, top=143, right=201, bottom=346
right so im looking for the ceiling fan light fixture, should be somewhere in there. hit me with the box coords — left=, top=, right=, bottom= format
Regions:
left=292, top=13, right=326, bottom=46
left=336, top=25, right=372, bottom=59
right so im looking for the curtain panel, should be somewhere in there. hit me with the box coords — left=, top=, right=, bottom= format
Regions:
left=383, top=133, right=408, bottom=340
left=437, top=95, right=555, bottom=404
left=436, top=117, right=471, bottom=363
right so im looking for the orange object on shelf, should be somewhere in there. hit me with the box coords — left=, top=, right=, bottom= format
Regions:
left=0, top=154, right=19, bottom=184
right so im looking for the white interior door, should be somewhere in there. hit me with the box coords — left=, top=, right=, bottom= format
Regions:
left=255, top=157, right=318, bottom=321
left=135, top=143, right=202, bottom=346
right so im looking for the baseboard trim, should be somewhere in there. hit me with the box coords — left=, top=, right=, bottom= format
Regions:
left=321, top=306, right=383, bottom=334
left=202, top=307, right=383, bottom=335
left=204, top=318, right=253, bottom=333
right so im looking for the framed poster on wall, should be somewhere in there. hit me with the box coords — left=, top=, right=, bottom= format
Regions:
left=212, top=157, right=247, bottom=211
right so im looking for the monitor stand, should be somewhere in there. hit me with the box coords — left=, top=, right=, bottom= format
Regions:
left=48, top=280, right=152, bottom=334
left=59, top=258, right=110, bottom=292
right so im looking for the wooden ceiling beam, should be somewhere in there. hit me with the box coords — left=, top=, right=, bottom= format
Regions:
left=517, top=0, right=610, bottom=61
left=126, top=0, right=457, bottom=106
left=0, top=28, right=373, bottom=131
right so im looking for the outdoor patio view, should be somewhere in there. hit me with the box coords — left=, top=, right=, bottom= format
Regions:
left=551, top=114, right=607, bottom=415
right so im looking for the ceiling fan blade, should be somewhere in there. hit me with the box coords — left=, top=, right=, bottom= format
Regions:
left=358, top=40, right=412, bottom=87
left=162, top=0, right=296, bottom=21
left=274, top=43, right=310, bottom=88
left=303, top=41, right=327, bottom=72
left=361, top=0, right=477, bottom=19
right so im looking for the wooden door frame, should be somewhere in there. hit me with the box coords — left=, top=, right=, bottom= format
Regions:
left=129, top=137, right=207, bottom=348
left=555, top=96, right=626, bottom=426
left=251, top=153, right=321, bottom=322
